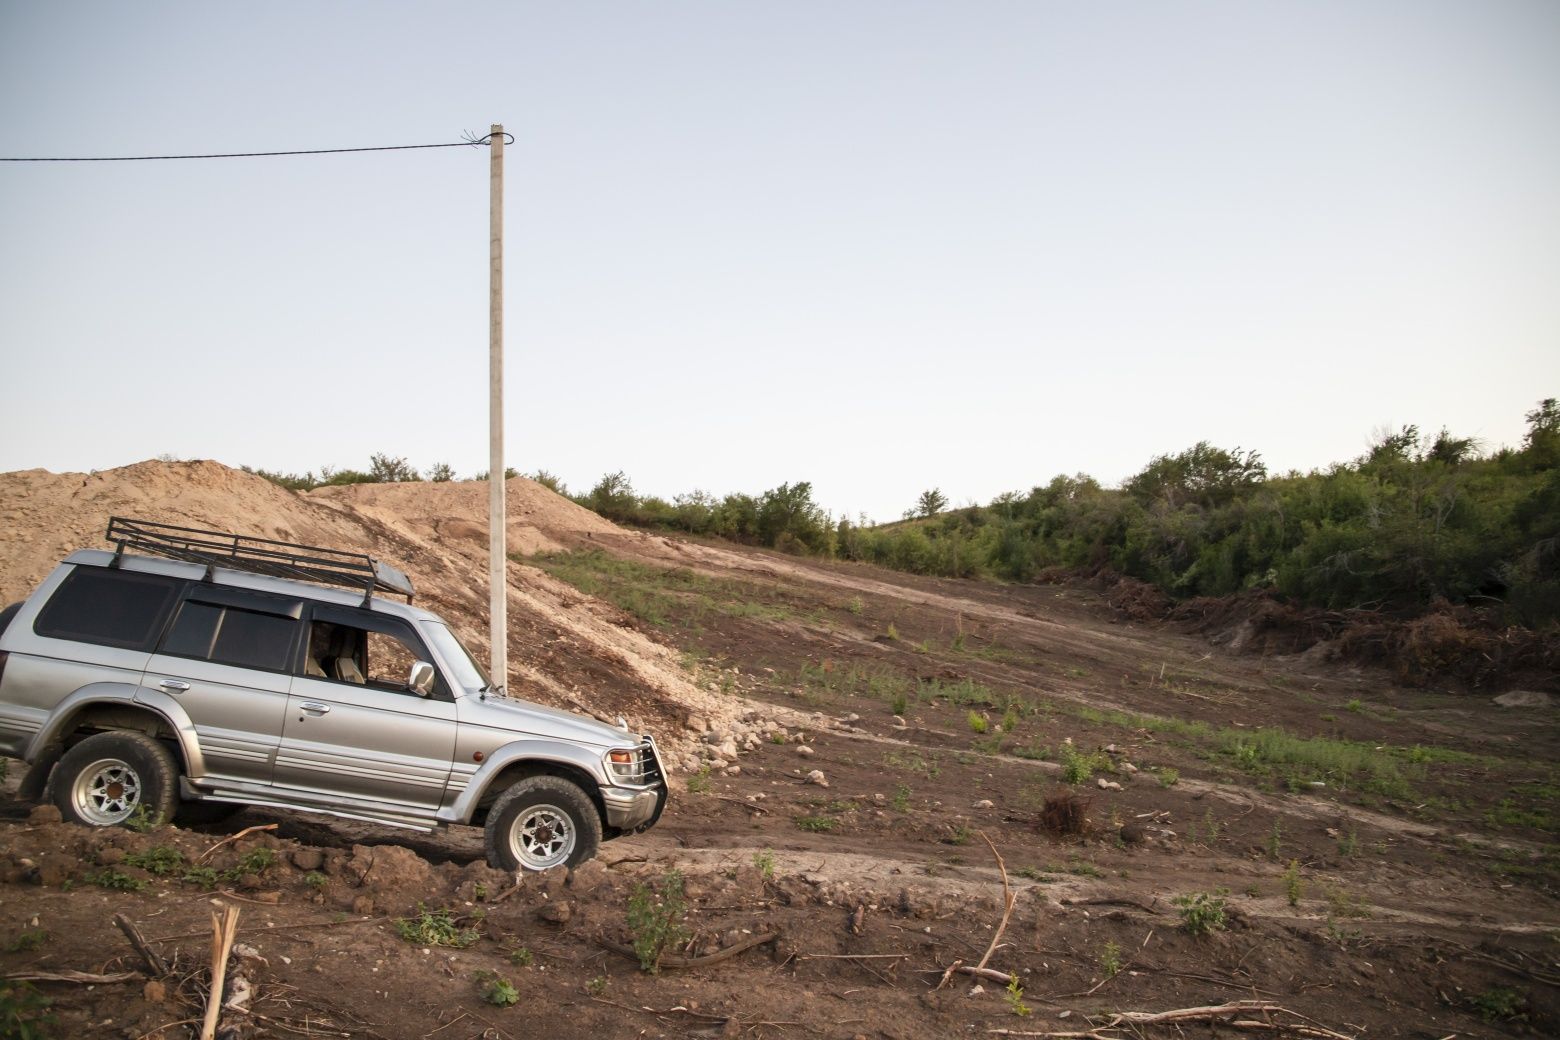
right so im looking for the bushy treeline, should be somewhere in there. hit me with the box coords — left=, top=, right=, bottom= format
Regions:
left=580, top=401, right=1560, bottom=628
left=242, top=456, right=549, bottom=491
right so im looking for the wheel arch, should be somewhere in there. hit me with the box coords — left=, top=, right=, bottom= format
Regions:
left=468, top=758, right=607, bottom=830
left=28, top=684, right=203, bottom=778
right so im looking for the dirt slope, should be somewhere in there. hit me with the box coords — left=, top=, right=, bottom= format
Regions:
left=0, top=460, right=732, bottom=742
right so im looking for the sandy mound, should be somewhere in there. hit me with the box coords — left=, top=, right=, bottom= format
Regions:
left=0, top=460, right=736, bottom=755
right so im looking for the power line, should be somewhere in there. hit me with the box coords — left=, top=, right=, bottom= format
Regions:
left=0, top=133, right=513, bottom=162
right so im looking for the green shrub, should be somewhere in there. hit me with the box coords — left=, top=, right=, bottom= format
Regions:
left=1173, top=890, right=1229, bottom=936
left=626, top=871, right=690, bottom=973
left=394, top=906, right=479, bottom=948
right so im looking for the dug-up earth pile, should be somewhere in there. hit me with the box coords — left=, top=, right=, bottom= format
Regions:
left=0, top=459, right=735, bottom=754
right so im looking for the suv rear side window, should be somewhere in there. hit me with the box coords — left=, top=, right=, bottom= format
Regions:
left=160, top=600, right=299, bottom=672
left=34, top=567, right=182, bottom=650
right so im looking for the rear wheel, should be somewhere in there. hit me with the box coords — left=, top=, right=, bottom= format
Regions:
left=484, top=775, right=602, bottom=872
left=52, top=731, right=178, bottom=829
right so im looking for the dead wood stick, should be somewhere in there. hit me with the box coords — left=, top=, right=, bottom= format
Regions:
left=799, top=953, right=908, bottom=960
left=132, top=1017, right=203, bottom=1040
left=148, top=916, right=379, bottom=944
left=957, top=965, right=1015, bottom=984
left=195, top=823, right=278, bottom=864
left=199, top=904, right=240, bottom=1040
left=596, top=931, right=776, bottom=969
left=934, top=958, right=964, bottom=990
left=114, top=913, right=169, bottom=977
left=711, top=794, right=769, bottom=814
left=4, top=970, right=137, bottom=984
left=975, top=831, right=1015, bottom=973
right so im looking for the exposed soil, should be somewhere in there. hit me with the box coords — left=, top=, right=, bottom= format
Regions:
left=2, top=462, right=1557, bottom=1039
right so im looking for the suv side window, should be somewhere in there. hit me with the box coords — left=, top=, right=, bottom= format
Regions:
left=34, top=566, right=182, bottom=650
left=159, top=592, right=302, bottom=672
left=304, top=605, right=449, bottom=700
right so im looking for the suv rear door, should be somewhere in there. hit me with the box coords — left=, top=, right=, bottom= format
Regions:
left=142, top=585, right=303, bottom=785
left=273, top=604, right=456, bottom=816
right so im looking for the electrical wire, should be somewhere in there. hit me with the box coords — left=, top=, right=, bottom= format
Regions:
left=0, top=132, right=513, bottom=162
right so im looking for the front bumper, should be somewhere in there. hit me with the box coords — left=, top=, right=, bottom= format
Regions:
left=603, top=785, right=662, bottom=830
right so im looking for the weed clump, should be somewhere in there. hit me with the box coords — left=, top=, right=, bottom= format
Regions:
left=1039, top=792, right=1091, bottom=836
left=626, top=870, right=690, bottom=974
left=394, top=906, right=480, bottom=948
left=1173, top=890, right=1229, bottom=936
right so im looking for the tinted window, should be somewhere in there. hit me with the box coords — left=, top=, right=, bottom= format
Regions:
left=34, top=567, right=181, bottom=650
left=160, top=600, right=298, bottom=672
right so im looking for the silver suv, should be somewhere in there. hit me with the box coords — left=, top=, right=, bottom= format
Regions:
left=0, top=518, right=665, bottom=871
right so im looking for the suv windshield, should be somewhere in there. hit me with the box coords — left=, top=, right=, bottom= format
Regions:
left=423, top=621, right=491, bottom=692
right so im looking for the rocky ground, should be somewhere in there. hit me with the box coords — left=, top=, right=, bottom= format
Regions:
left=1, top=464, right=1557, bottom=1039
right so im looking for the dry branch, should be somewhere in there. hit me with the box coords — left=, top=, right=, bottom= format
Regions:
left=597, top=931, right=777, bottom=969
left=4, top=970, right=137, bottom=984
left=113, top=913, right=169, bottom=977
left=975, top=831, right=1015, bottom=972
left=195, top=823, right=278, bottom=864
left=199, top=904, right=240, bottom=1040
left=985, top=1001, right=1356, bottom=1040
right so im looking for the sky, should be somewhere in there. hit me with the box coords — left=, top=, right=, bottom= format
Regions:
left=1, top=1, right=1556, bottom=522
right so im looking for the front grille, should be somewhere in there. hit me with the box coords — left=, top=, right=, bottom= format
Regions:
left=608, top=741, right=663, bottom=788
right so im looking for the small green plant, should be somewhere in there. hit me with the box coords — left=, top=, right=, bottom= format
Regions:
left=891, top=783, right=912, bottom=812
left=847, top=596, right=864, bottom=615
left=585, top=976, right=608, bottom=996
left=1283, top=860, right=1303, bottom=907
left=0, top=979, right=53, bottom=1040
left=1345, top=699, right=1363, bottom=713
left=86, top=869, right=146, bottom=892
left=1000, top=706, right=1020, bottom=733
left=885, top=622, right=899, bottom=640
left=477, top=970, right=519, bottom=1007
left=1004, top=975, right=1031, bottom=1017
left=686, top=767, right=712, bottom=795
left=945, top=825, right=972, bottom=846
left=1324, top=885, right=1367, bottom=919
left=1469, top=986, right=1526, bottom=1022
left=753, top=848, right=776, bottom=880
left=796, top=815, right=837, bottom=832
left=473, top=882, right=488, bottom=901
left=124, top=846, right=185, bottom=876
left=1059, top=743, right=1105, bottom=785
left=1337, top=828, right=1358, bottom=857
left=967, top=711, right=988, bottom=734
left=394, top=906, right=480, bottom=948
left=1100, top=940, right=1122, bottom=978
left=1173, top=890, right=1228, bottom=936
left=123, top=804, right=156, bottom=833
left=4, top=930, right=47, bottom=954
left=508, top=946, right=534, bottom=968
left=304, top=871, right=327, bottom=890
left=1156, top=767, right=1180, bottom=787
left=180, top=865, right=221, bottom=889
left=890, top=690, right=908, bottom=715
left=1015, top=866, right=1050, bottom=881
left=626, top=870, right=690, bottom=974
left=1268, top=821, right=1283, bottom=860
left=235, top=847, right=276, bottom=874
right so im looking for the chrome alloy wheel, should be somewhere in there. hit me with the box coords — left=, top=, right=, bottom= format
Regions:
left=71, top=758, right=143, bottom=825
left=508, top=803, right=575, bottom=870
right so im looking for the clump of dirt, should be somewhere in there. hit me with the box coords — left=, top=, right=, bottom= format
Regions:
left=0, top=459, right=743, bottom=756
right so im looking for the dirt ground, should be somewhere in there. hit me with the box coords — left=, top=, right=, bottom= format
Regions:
left=3, top=489, right=1558, bottom=1039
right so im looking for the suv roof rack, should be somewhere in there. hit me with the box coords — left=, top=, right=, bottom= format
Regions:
left=105, top=516, right=415, bottom=604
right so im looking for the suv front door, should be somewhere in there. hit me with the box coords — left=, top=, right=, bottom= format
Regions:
left=273, top=604, right=456, bottom=817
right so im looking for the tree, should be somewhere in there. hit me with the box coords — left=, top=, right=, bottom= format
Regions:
left=529, top=470, right=567, bottom=495
left=915, top=488, right=949, bottom=518
left=588, top=471, right=636, bottom=521
left=368, top=453, right=421, bottom=482
left=427, top=462, right=455, bottom=482
left=1524, top=398, right=1559, bottom=469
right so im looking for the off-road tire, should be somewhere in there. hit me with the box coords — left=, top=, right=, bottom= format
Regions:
left=484, top=775, right=602, bottom=872
left=52, top=731, right=179, bottom=829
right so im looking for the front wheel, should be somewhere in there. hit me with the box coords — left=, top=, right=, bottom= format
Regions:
left=484, top=775, right=602, bottom=872
left=52, top=731, right=179, bottom=829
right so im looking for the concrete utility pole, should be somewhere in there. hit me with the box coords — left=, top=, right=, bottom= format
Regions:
left=488, top=123, right=507, bottom=696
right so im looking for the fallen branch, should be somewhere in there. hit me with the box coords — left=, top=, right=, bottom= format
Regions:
left=974, top=831, right=1014, bottom=972
left=711, top=794, right=769, bottom=814
left=148, top=915, right=378, bottom=944
left=199, top=904, right=240, bottom=1040
left=799, top=953, right=908, bottom=961
left=114, top=913, right=169, bottom=977
left=596, top=931, right=777, bottom=969
left=934, top=959, right=964, bottom=991
left=985, top=1001, right=1356, bottom=1040
left=195, top=823, right=278, bottom=864
left=4, top=970, right=137, bottom=984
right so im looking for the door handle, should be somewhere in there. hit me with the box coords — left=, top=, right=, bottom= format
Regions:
left=157, top=680, right=190, bottom=692
left=299, top=702, right=331, bottom=715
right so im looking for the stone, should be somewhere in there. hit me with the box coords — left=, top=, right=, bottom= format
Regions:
left=717, top=739, right=740, bottom=759
left=290, top=849, right=325, bottom=871
left=1121, top=762, right=1139, bottom=774
left=537, top=901, right=572, bottom=924
left=27, top=805, right=62, bottom=825
left=96, top=847, right=126, bottom=866
left=973, top=799, right=995, bottom=809
left=350, top=895, right=375, bottom=916
left=1494, top=690, right=1552, bottom=708
left=143, top=980, right=167, bottom=1003
left=1119, top=822, right=1148, bottom=845
left=796, top=745, right=815, bottom=757
left=686, top=715, right=710, bottom=733
left=725, top=765, right=741, bottom=776
left=806, top=770, right=829, bottom=788
left=1096, top=779, right=1122, bottom=791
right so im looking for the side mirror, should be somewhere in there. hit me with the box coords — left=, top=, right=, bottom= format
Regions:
left=408, top=661, right=436, bottom=697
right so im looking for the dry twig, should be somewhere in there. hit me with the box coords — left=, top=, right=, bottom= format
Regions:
left=4, top=970, right=137, bottom=984
left=199, top=904, right=240, bottom=1040
left=114, top=912, right=170, bottom=977
left=596, top=931, right=777, bottom=969
left=195, top=823, right=278, bottom=864
left=975, top=831, right=1015, bottom=972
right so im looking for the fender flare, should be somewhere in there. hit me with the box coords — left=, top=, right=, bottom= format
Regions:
left=437, top=740, right=608, bottom=825
left=26, top=683, right=206, bottom=777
